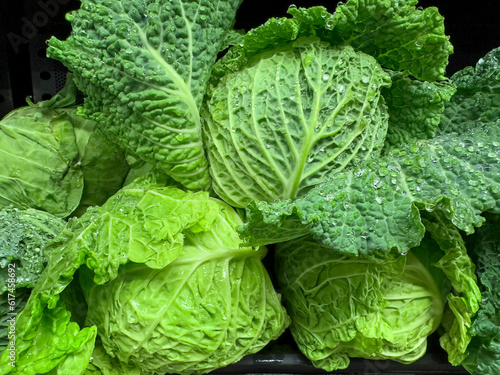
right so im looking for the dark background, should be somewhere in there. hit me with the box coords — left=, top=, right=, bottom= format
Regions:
left=0, top=0, right=499, bottom=118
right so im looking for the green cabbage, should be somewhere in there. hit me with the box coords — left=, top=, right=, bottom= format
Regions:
left=203, top=0, right=454, bottom=208
left=0, top=174, right=289, bottom=375
left=0, top=77, right=129, bottom=218
left=275, top=211, right=480, bottom=371
left=275, top=237, right=445, bottom=371
left=204, top=38, right=391, bottom=208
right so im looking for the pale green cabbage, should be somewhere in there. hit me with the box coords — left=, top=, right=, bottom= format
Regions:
left=275, top=211, right=480, bottom=371
left=0, top=174, right=289, bottom=375
left=276, top=237, right=445, bottom=371
left=0, top=77, right=129, bottom=218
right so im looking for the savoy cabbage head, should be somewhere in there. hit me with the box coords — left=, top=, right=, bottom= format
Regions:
left=275, top=211, right=480, bottom=371
left=201, top=0, right=454, bottom=207
left=0, top=173, right=290, bottom=375
left=275, top=237, right=445, bottom=371
left=204, top=38, right=391, bottom=207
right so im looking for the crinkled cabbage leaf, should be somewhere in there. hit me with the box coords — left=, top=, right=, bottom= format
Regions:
left=240, top=124, right=500, bottom=256
left=462, top=214, right=500, bottom=375
left=0, top=207, right=65, bottom=294
left=439, top=47, right=500, bottom=135
left=214, top=0, right=452, bottom=82
left=47, top=0, right=244, bottom=191
left=382, top=71, right=456, bottom=148
left=422, top=212, right=481, bottom=365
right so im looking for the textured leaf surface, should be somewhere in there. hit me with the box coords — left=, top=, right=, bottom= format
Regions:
left=47, top=0, right=243, bottom=190
left=439, top=47, right=500, bottom=135
left=0, top=233, right=96, bottom=375
left=0, top=207, right=65, bottom=294
left=240, top=126, right=500, bottom=256
left=213, top=0, right=452, bottom=82
left=0, top=296, right=96, bottom=375
left=0, top=104, right=84, bottom=217
left=275, top=237, right=443, bottom=371
left=422, top=213, right=481, bottom=366
left=204, top=38, right=391, bottom=208
left=462, top=214, right=500, bottom=375
left=0, top=207, right=97, bottom=375
left=383, top=72, right=456, bottom=148
left=330, top=0, right=452, bottom=81
left=61, top=173, right=221, bottom=285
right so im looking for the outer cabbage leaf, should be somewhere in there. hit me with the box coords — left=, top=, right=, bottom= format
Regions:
left=0, top=208, right=97, bottom=375
left=0, top=207, right=65, bottom=293
left=422, top=212, right=481, bottom=366
left=204, top=38, right=391, bottom=208
left=382, top=72, right=456, bottom=148
left=462, top=214, right=500, bottom=375
left=67, top=173, right=222, bottom=285
left=0, top=296, right=97, bottom=375
left=47, top=0, right=244, bottom=191
left=439, top=47, right=500, bottom=135
left=0, top=226, right=97, bottom=375
left=0, top=289, right=29, bottom=353
left=213, top=0, right=452, bottom=82
left=275, top=237, right=445, bottom=371
left=240, top=125, right=500, bottom=256
left=329, top=0, right=452, bottom=81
